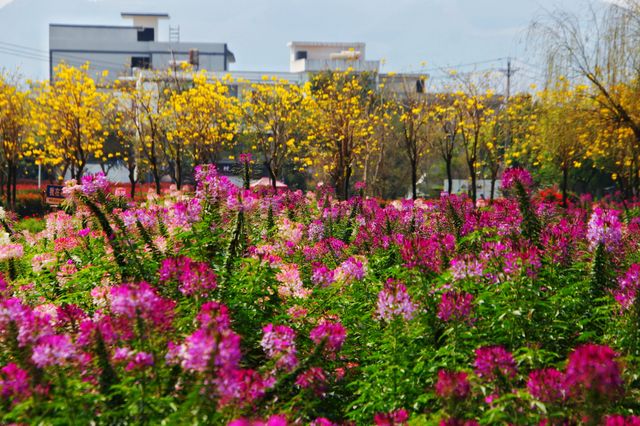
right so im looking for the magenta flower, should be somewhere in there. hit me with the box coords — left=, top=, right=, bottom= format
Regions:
left=216, top=368, right=269, bottom=407
left=439, top=419, right=479, bottom=426
left=295, top=367, right=327, bottom=393
left=437, top=291, right=474, bottom=323
left=80, top=172, right=110, bottom=195
left=527, top=368, right=565, bottom=403
left=311, top=418, right=337, bottom=426
left=565, top=344, right=622, bottom=401
left=435, top=370, right=470, bottom=400
left=310, top=321, right=346, bottom=354
left=228, top=414, right=288, bottom=426
left=261, top=324, right=298, bottom=371
left=614, top=263, right=640, bottom=311
left=376, top=279, right=417, bottom=322
left=239, top=153, right=252, bottom=165
left=31, top=334, right=77, bottom=368
left=587, top=207, right=623, bottom=252
left=335, top=256, right=367, bottom=284
left=450, top=256, right=484, bottom=281
left=108, top=282, right=175, bottom=331
left=501, top=167, right=533, bottom=191
left=373, top=408, right=409, bottom=426
left=311, top=263, right=335, bottom=287
left=159, top=257, right=217, bottom=297
left=473, top=345, right=517, bottom=381
left=0, top=363, right=30, bottom=404
left=604, top=415, right=640, bottom=426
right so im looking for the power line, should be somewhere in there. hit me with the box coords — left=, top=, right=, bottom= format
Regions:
left=0, top=40, right=128, bottom=69
left=422, top=57, right=509, bottom=74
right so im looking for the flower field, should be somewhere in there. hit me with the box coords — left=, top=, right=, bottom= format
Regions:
left=0, top=166, right=639, bottom=425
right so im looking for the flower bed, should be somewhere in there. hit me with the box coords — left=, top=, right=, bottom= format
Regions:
left=0, top=167, right=639, bottom=424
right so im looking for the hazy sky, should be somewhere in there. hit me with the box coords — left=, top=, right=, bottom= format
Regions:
left=0, top=0, right=602, bottom=82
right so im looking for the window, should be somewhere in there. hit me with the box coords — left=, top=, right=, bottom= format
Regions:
left=137, top=28, right=154, bottom=42
left=131, top=56, right=151, bottom=69
left=416, top=78, right=425, bottom=93
left=295, top=50, right=308, bottom=60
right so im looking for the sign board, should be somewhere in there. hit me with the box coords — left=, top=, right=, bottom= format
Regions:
left=45, top=185, right=66, bottom=205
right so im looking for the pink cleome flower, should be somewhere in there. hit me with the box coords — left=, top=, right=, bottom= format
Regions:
left=473, top=345, right=517, bottom=381
left=376, top=279, right=417, bottom=322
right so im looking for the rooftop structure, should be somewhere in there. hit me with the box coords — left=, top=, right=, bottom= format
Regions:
left=288, top=41, right=380, bottom=73
left=49, top=12, right=235, bottom=80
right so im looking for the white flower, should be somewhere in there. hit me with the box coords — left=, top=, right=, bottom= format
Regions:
left=0, top=231, right=10, bottom=246
left=0, top=207, right=5, bottom=221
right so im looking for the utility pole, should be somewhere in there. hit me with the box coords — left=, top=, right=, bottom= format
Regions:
left=501, top=57, right=518, bottom=102
left=500, top=58, right=519, bottom=152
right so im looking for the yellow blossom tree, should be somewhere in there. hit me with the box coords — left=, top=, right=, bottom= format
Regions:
left=529, top=79, right=591, bottom=206
left=391, top=75, right=434, bottom=199
left=308, top=70, right=376, bottom=199
left=30, top=63, right=112, bottom=180
left=0, top=74, right=30, bottom=210
left=431, top=94, right=461, bottom=194
left=165, top=73, right=240, bottom=188
left=453, top=82, right=498, bottom=203
left=242, top=77, right=312, bottom=192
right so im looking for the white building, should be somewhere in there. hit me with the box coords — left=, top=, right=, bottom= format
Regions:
left=288, top=41, right=380, bottom=73
left=49, top=12, right=235, bottom=81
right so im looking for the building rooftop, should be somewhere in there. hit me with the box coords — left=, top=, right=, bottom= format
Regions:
left=288, top=41, right=365, bottom=48
left=121, top=13, right=170, bottom=19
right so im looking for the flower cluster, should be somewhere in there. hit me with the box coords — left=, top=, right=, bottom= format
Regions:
left=473, top=346, right=517, bottom=381
left=501, top=167, right=533, bottom=191
left=159, top=256, right=218, bottom=297
left=261, top=324, right=298, bottom=371
left=376, top=279, right=417, bottom=322
left=435, top=370, right=470, bottom=400
left=437, top=291, right=474, bottom=323
left=587, top=207, right=623, bottom=252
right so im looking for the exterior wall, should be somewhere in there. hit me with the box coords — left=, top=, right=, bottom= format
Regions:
left=289, top=43, right=366, bottom=63
left=445, top=179, right=502, bottom=197
left=290, top=58, right=379, bottom=73
left=380, top=74, right=428, bottom=98
left=288, top=42, right=378, bottom=73
left=49, top=24, right=230, bottom=80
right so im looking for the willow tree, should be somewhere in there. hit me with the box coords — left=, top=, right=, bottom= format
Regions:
left=530, top=1, right=640, bottom=194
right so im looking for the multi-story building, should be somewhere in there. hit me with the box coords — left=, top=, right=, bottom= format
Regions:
left=49, top=12, right=235, bottom=81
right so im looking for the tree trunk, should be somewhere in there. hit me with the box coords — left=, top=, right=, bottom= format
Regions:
left=176, top=155, right=182, bottom=190
left=11, top=163, right=17, bottom=211
left=152, top=167, right=161, bottom=195
left=562, top=166, right=569, bottom=208
left=265, top=160, right=278, bottom=194
left=469, top=160, right=477, bottom=204
left=128, top=165, right=137, bottom=199
left=5, top=162, right=12, bottom=211
left=445, top=156, right=453, bottom=194
left=411, top=158, right=418, bottom=200
left=343, top=165, right=352, bottom=201
left=490, top=172, right=497, bottom=204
